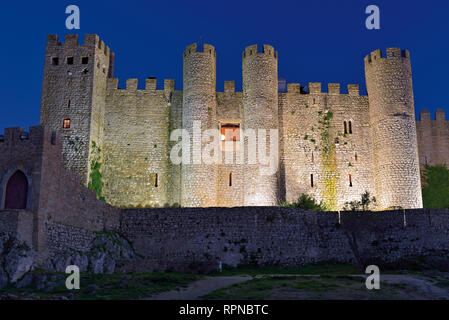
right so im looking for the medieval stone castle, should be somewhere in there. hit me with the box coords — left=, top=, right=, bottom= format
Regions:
left=6, top=34, right=449, bottom=212
left=2, top=34, right=449, bottom=273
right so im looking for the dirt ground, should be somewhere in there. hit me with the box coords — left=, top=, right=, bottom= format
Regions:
left=146, top=272, right=449, bottom=300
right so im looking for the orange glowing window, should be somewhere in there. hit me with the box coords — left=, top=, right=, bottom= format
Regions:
left=221, top=124, right=240, bottom=141
left=63, top=119, right=71, bottom=129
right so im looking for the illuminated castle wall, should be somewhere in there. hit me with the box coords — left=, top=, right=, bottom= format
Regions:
left=39, top=34, right=430, bottom=210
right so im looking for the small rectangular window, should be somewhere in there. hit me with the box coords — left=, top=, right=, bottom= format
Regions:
left=67, top=57, right=74, bottom=65
left=52, top=57, right=59, bottom=65
left=82, top=57, right=89, bottom=64
left=229, top=173, right=232, bottom=187
left=349, top=174, right=353, bottom=187
left=63, top=119, right=71, bottom=129
left=344, top=121, right=348, bottom=135
left=349, top=121, right=353, bottom=134
left=355, top=153, right=358, bottom=161
left=311, top=174, right=314, bottom=188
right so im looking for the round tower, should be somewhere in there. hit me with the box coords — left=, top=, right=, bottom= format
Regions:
left=181, top=43, right=218, bottom=207
left=242, top=44, right=279, bottom=205
left=365, top=48, right=422, bottom=209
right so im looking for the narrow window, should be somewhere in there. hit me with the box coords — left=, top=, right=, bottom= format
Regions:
left=349, top=121, right=353, bottom=134
left=63, top=119, right=71, bottom=129
left=229, top=173, right=232, bottom=187
left=349, top=174, right=353, bottom=187
left=355, top=153, right=358, bottom=161
left=82, top=57, right=89, bottom=64
left=311, top=174, right=314, bottom=188
left=311, top=152, right=314, bottom=163
left=52, top=57, right=59, bottom=65
left=51, top=132, right=56, bottom=145
left=344, top=121, right=348, bottom=135
left=154, top=173, right=158, bottom=188
left=68, top=100, right=71, bottom=108
left=313, top=98, right=316, bottom=104
left=67, top=57, right=74, bottom=65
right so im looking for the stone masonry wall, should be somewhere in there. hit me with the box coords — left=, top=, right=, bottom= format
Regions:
left=416, top=108, right=449, bottom=167
left=280, top=83, right=375, bottom=209
left=38, top=34, right=425, bottom=210
left=119, top=207, right=449, bottom=272
left=40, top=34, right=113, bottom=185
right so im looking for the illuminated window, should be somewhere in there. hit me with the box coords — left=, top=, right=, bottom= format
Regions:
left=221, top=123, right=240, bottom=141
left=63, top=119, right=71, bottom=129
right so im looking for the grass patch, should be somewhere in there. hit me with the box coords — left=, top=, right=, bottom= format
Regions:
left=3, top=271, right=203, bottom=300
left=210, top=262, right=359, bottom=277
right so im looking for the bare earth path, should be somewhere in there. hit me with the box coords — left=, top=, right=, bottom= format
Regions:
left=145, top=274, right=449, bottom=300
left=146, top=276, right=253, bottom=300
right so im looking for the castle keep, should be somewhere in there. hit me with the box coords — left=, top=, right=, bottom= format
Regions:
left=34, top=34, right=446, bottom=210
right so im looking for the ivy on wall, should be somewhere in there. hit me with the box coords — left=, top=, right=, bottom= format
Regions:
left=88, top=141, right=105, bottom=202
left=318, top=110, right=338, bottom=210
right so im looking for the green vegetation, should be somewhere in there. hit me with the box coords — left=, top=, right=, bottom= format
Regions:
left=280, top=193, right=328, bottom=211
left=318, top=111, right=338, bottom=210
left=343, top=191, right=377, bottom=211
left=422, top=164, right=449, bottom=208
left=88, top=141, right=105, bottom=201
left=3, top=271, right=202, bottom=300
left=210, top=262, right=358, bottom=277
left=202, top=274, right=398, bottom=300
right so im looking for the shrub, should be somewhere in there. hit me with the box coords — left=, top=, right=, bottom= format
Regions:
left=280, top=194, right=327, bottom=211
left=422, top=164, right=449, bottom=208
left=343, top=191, right=376, bottom=211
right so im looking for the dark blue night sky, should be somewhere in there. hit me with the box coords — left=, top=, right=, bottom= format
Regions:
left=1, top=0, right=448, bottom=131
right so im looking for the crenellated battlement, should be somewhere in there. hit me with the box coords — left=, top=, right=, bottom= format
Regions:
left=418, top=108, right=447, bottom=122
left=224, top=81, right=235, bottom=93
left=364, top=47, right=410, bottom=65
left=106, top=78, right=176, bottom=92
left=0, top=126, right=61, bottom=148
left=183, top=43, right=216, bottom=57
left=285, top=82, right=363, bottom=96
left=242, top=44, right=277, bottom=59
left=46, top=34, right=113, bottom=57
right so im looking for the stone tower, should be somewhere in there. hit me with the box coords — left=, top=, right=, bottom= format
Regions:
left=181, top=43, right=218, bottom=207
left=242, top=45, right=279, bottom=205
left=365, top=48, right=422, bottom=209
left=40, top=34, right=113, bottom=185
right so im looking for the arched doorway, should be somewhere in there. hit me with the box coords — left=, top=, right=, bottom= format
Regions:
left=4, top=171, right=28, bottom=209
